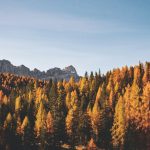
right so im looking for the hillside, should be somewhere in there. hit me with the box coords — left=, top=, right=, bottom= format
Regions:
left=0, top=62, right=149, bottom=150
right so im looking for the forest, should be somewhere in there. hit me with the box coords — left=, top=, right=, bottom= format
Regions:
left=0, top=62, right=149, bottom=150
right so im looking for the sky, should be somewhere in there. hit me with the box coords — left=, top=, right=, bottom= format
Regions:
left=0, top=0, right=150, bottom=75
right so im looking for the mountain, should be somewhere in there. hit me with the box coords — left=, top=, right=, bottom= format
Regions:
left=0, top=59, right=79, bottom=81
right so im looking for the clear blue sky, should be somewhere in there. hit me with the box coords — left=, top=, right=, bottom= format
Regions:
left=0, top=0, right=150, bottom=75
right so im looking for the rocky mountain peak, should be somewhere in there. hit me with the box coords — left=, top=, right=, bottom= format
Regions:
left=33, top=68, right=40, bottom=72
left=63, top=65, right=77, bottom=74
left=0, top=59, right=11, bottom=65
left=0, top=59, right=79, bottom=81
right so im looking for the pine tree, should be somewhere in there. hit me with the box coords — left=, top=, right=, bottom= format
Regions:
left=140, top=82, right=150, bottom=150
left=35, top=101, right=47, bottom=149
left=106, top=74, right=114, bottom=94
left=35, top=88, right=42, bottom=105
left=45, top=111, right=54, bottom=149
left=15, top=96, right=21, bottom=113
left=66, top=92, right=71, bottom=110
left=140, top=82, right=150, bottom=131
left=65, top=90, right=79, bottom=148
left=4, top=113, right=12, bottom=128
left=4, top=113, right=17, bottom=149
left=111, top=96, right=126, bottom=150
left=109, top=88, right=115, bottom=111
left=16, top=116, right=22, bottom=149
left=80, top=77, right=89, bottom=95
left=49, top=81, right=57, bottom=113
left=91, top=85, right=109, bottom=148
left=66, top=108, right=79, bottom=149
left=3, top=95, right=9, bottom=105
left=21, top=116, right=33, bottom=149
left=54, top=81, right=67, bottom=146
left=78, top=112, right=91, bottom=145
left=130, top=82, right=141, bottom=126
left=35, top=102, right=46, bottom=137
left=91, top=94, right=101, bottom=139
left=46, top=111, right=53, bottom=134
left=142, top=62, right=150, bottom=85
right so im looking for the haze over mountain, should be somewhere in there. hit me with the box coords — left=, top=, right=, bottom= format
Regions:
left=0, top=59, right=79, bottom=81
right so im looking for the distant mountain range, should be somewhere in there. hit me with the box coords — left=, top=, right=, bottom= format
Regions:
left=0, top=59, right=79, bottom=81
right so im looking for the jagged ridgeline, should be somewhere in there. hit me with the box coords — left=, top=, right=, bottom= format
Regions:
left=0, top=62, right=149, bottom=150
left=0, top=59, right=79, bottom=81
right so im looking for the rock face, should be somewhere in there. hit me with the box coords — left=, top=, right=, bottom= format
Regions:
left=0, top=59, right=79, bottom=81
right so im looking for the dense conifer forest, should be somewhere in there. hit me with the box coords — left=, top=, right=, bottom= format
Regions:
left=0, top=62, right=149, bottom=150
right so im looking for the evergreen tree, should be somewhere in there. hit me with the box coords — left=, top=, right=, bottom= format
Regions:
left=21, top=116, right=33, bottom=150
left=111, top=96, right=126, bottom=150
left=142, top=62, right=150, bottom=85
left=15, top=96, right=21, bottom=113
left=78, top=112, right=91, bottom=146
left=45, top=111, right=54, bottom=149
left=34, top=102, right=47, bottom=149
left=3, top=113, right=17, bottom=149
left=66, top=90, right=79, bottom=149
